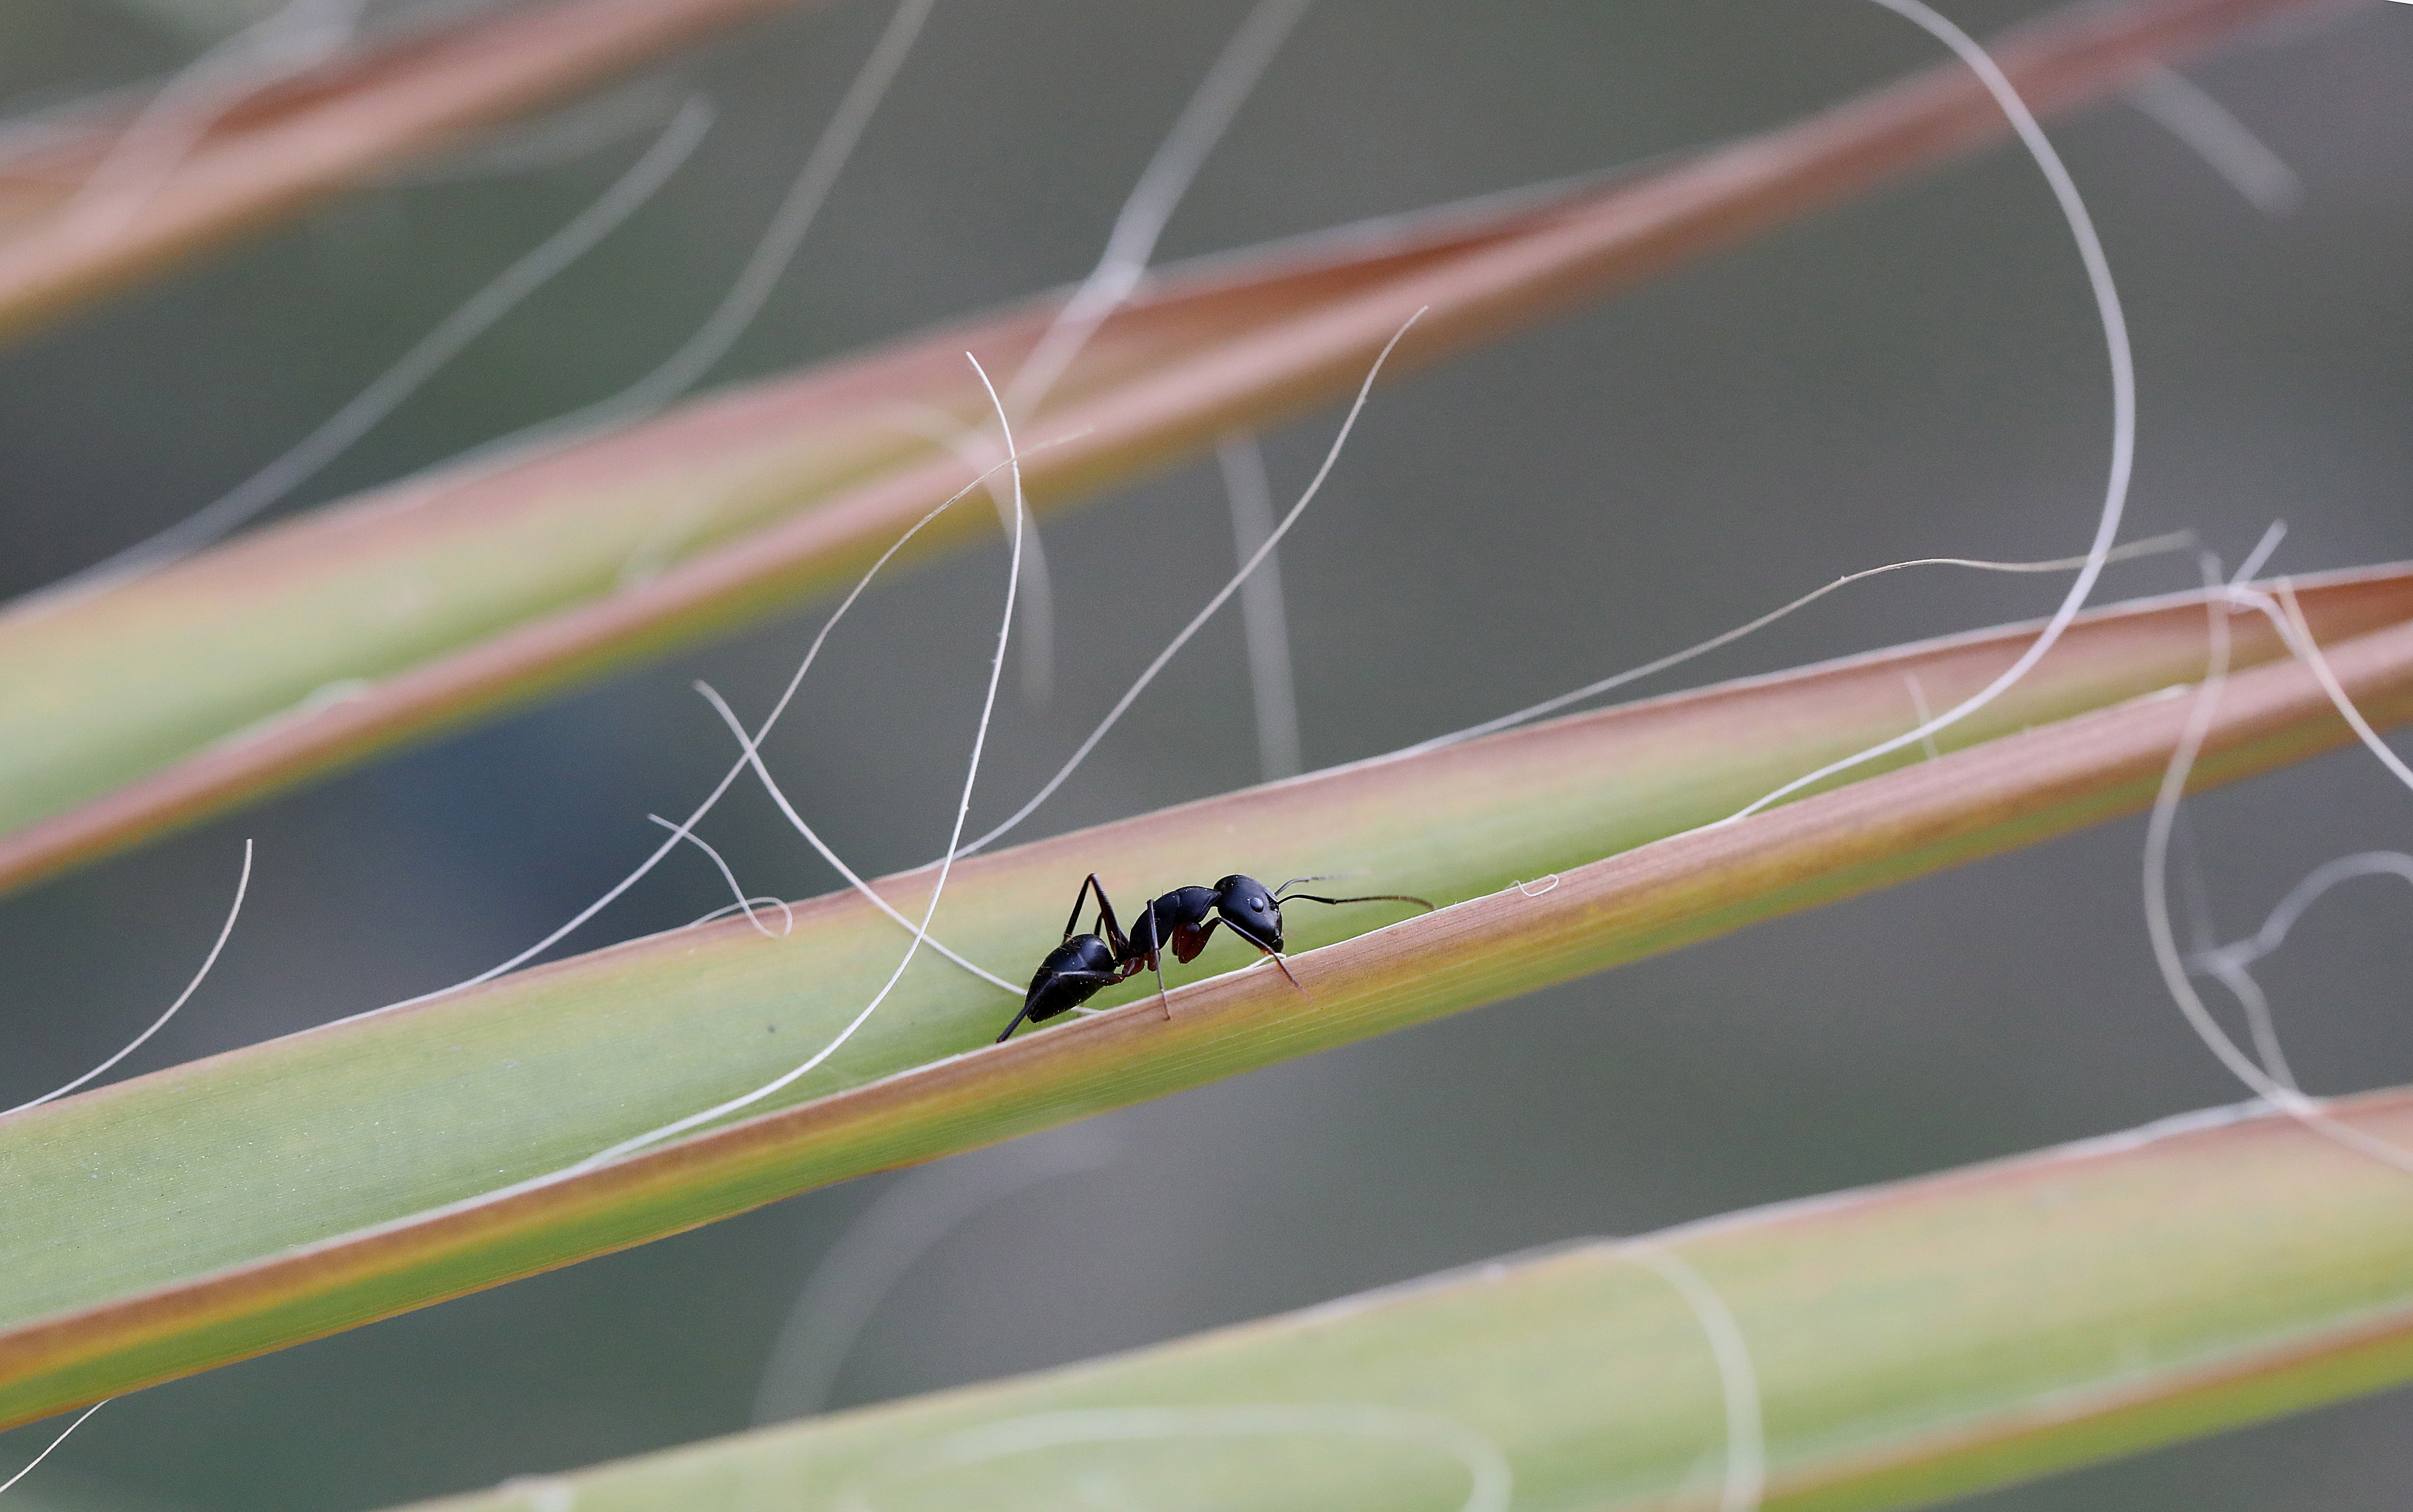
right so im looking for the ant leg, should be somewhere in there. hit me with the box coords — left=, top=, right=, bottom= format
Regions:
left=1251, top=894, right=1424, bottom=1005
left=1058, top=873, right=1137, bottom=956
left=1188, top=915, right=1308, bottom=999
left=997, top=970, right=1123, bottom=1042
left=1265, top=949, right=1309, bottom=999
left=1182, top=913, right=1222, bottom=961
left=1090, top=879, right=1131, bottom=958
left=1060, top=874, right=1108, bottom=943
left=1229, top=930, right=1308, bottom=998
left=1152, top=952, right=1173, bottom=1019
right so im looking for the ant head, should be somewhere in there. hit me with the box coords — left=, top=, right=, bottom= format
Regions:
left=1212, top=874, right=1283, bottom=952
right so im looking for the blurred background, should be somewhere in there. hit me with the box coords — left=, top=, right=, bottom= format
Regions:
left=0, top=0, right=2408, bottom=1506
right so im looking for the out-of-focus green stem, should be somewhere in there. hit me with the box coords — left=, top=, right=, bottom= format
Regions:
left=389, top=1088, right=2413, bottom=1512
left=0, top=0, right=2337, bottom=897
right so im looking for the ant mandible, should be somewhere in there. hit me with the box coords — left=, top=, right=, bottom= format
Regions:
left=995, top=872, right=1433, bottom=1042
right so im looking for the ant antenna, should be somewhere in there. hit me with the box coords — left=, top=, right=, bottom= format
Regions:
left=1276, top=888, right=1435, bottom=912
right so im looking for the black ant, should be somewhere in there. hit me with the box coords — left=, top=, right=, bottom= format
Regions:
left=995, top=872, right=1433, bottom=1042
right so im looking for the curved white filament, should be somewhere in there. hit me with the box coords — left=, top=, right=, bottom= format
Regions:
left=5, top=841, right=252, bottom=1116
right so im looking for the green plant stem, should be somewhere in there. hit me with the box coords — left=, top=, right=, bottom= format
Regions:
left=0, top=569, right=2405, bottom=1426
left=0, top=0, right=2341, bottom=897
left=388, top=1087, right=2413, bottom=1512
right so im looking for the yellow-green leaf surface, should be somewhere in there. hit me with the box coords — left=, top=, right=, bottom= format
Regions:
left=1, top=568, right=2409, bottom=1426
left=392, top=1087, right=2413, bottom=1512
left=0, top=0, right=2330, bottom=896
left=0, top=0, right=799, bottom=347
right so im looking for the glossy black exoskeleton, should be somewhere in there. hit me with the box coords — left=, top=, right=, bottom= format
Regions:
left=995, top=872, right=1431, bottom=1042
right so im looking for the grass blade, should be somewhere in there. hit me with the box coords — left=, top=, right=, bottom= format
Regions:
left=0, top=568, right=2407, bottom=1425
left=0, top=0, right=800, bottom=347
left=379, top=1087, right=2413, bottom=1512
left=0, top=0, right=2336, bottom=896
